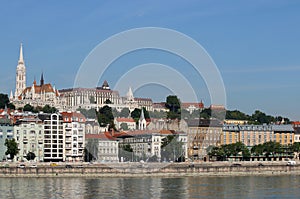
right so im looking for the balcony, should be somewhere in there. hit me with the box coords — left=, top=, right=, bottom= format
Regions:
left=65, top=132, right=72, bottom=136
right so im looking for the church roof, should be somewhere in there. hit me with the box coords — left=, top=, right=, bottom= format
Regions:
left=21, top=83, right=58, bottom=96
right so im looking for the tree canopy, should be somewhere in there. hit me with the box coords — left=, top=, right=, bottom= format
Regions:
left=119, top=108, right=130, bottom=118
left=5, top=138, right=19, bottom=160
left=0, top=93, right=15, bottom=110
left=26, top=152, right=36, bottom=161
left=131, top=107, right=150, bottom=123
left=208, top=142, right=250, bottom=161
left=97, top=105, right=115, bottom=129
left=165, top=95, right=181, bottom=120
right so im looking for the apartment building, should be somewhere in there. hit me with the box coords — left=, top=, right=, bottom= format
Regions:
left=14, top=117, right=44, bottom=161
left=38, top=113, right=64, bottom=162
left=61, top=112, right=86, bottom=162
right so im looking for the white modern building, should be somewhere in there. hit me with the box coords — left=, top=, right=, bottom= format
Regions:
left=38, top=113, right=65, bottom=162
left=61, top=112, right=86, bottom=162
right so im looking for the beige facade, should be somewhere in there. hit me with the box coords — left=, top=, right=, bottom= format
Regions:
left=59, top=81, right=120, bottom=110
left=14, top=117, right=44, bottom=162
left=186, top=119, right=223, bottom=160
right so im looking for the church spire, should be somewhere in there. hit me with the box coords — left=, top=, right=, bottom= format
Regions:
left=40, top=72, right=44, bottom=85
left=138, top=108, right=147, bottom=130
left=140, top=108, right=145, bottom=120
left=127, top=87, right=134, bottom=101
left=18, top=43, right=24, bottom=64
left=15, top=43, right=26, bottom=98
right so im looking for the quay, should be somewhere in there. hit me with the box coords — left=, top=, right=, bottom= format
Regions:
left=1, top=162, right=300, bottom=177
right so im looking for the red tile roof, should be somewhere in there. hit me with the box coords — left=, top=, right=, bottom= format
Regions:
left=61, top=112, right=86, bottom=123
left=115, top=118, right=135, bottom=123
left=181, top=102, right=204, bottom=109
left=21, top=83, right=58, bottom=96
left=85, top=132, right=116, bottom=141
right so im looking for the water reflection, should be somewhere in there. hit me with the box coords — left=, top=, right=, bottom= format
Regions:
left=0, top=175, right=300, bottom=198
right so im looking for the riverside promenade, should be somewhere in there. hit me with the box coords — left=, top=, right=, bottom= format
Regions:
left=1, top=161, right=300, bottom=177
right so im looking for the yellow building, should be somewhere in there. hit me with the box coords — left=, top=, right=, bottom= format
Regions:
left=221, top=124, right=294, bottom=147
left=221, top=124, right=239, bottom=145
left=272, top=125, right=294, bottom=145
left=224, top=119, right=248, bottom=125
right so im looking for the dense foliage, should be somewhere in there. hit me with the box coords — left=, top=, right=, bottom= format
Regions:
left=209, top=141, right=299, bottom=161
left=165, top=95, right=181, bottom=120
left=5, top=138, right=19, bottom=160
left=97, top=105, right=115, bottom=128
left=0, top=93, right=15, bottom=109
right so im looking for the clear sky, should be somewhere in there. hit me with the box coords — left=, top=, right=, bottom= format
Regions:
left=0, top=0, right=300, bottom=120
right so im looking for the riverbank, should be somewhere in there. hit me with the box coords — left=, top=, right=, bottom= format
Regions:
left=1, top=161, right=300, bottom=178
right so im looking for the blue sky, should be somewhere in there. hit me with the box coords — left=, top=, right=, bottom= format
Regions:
left=0, top=0, right=300, bottom=120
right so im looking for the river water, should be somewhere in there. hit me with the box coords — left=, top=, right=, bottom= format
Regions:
left=0, top=175, right=300, bottom=198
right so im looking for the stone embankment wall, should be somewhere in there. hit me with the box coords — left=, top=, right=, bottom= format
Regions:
left=1, top=163, right=300, bottom=177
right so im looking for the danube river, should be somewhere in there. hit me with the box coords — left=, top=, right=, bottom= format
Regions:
left=0, top=175, right=300, bottom=198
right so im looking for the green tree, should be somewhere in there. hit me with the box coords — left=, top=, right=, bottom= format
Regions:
left=251, top=144, right=264, bottom=156
left=208, top=146, right=226, bottom=161
left=0, top=93, right=15, bottom=109
left=120, top=123, right=129, bottom=130
left=200, top=108, right=211, bottom=119
left=23, top=104, right=34, bottom=112
left=26, top=152, right=36, bottom=161
left=97, top=105, right=115, bottom=129
left=262, top=141, right=281, bottom=157
left=226, top=110, right=250, bottom=120
left=5, top=138, right=19, bottom=160
left=165, top=95, right=181, bottom=120
left=42, top=105, right=57, bottom=113
left=119, top=108, right=130, bottom=118
left=131, top=108, right=150, bottom=123
left=291, top=142, right=300, bottom=152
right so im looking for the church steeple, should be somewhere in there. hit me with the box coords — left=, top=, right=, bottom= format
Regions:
left=40, top=73, right=44, bottom=85
left=18, top=43, right=24, bottom=65
left=15, top=43, right=26, bottom=98
left=127, top=87, right=134, bottom=102
left=138, top=108, right=147, bottom=130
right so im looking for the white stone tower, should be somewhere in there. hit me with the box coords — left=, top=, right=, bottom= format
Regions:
left=15, top=43, right=26, bottom=98
left=138, top=108, right=147, bottom=130
left=126, top=87, right=134, bottom=102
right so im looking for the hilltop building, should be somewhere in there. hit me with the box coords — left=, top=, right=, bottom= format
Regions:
left=59, top=81, right=120, bottom=110
left=10, top=44, right=66, bottom=110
